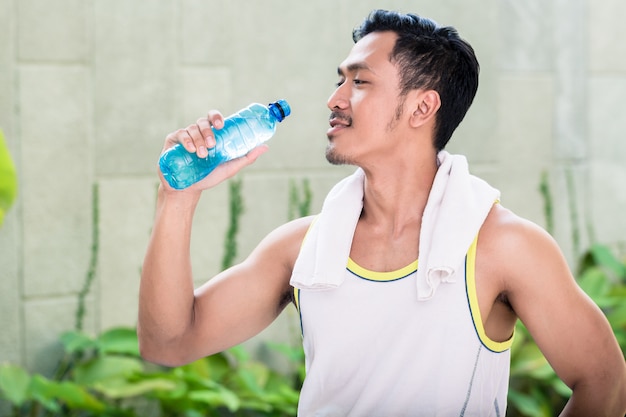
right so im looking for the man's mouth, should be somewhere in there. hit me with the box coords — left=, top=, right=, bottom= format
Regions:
left=328, top=112, right=352, bottom=136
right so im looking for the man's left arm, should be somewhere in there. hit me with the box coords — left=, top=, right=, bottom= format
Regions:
left=500, top=216, right=626, bottom=416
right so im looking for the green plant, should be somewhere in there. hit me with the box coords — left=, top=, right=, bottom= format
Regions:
left=538, top=171, right=553, bottom=236
left=0, top=328, right=301, bottom=416
left=222, top=178, right=244, bottom=270
left=0, top=128, right=18, bottom=227
left=76, top=184, right=100, bottom=331
left=287, top=179, right=312, bottom=221
left=565, top=168, right=581, bottom=258
left=0, top=176, right=308, bottom=416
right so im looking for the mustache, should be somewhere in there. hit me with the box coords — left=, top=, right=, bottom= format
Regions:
left=329, top=111, right=352, bottom=125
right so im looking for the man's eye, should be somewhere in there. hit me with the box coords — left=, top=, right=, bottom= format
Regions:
left=335, top=79, right=345, bottom=87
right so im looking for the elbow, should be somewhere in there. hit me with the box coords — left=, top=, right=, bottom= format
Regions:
left=592, top=362, right=626, bottom=416
left=565, top=361, right=626, bottom=416
left=614, top=366, right=626, bottom=415
left=137, top=341, right=169, bottom=367
left=136, top=327, right=191, bottom=368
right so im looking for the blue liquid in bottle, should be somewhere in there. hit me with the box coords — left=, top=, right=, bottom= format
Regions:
left=159, top=99, right=291, bottom=190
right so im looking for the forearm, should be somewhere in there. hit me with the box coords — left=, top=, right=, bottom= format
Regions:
left=138, top=185, right=202, bottom=363
left=559, top=379, right=626, bottom=417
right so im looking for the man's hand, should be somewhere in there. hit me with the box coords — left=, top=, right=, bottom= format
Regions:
left=158, top=110, right=269, bottom=192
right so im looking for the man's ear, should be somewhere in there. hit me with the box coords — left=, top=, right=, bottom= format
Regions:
left=409, top=90, right=441, bottom=128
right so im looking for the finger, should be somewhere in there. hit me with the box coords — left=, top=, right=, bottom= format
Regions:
left=244, top=144, right=270, bottom=162
left=186, top=124, right=208, bottom=158
left=164, top=128, right=194, bottom=153
left=207, top=110, right=225, bottom=130
left=196, top=117, right=216, bottom=149
left=217, top=145, right=270, bottom=177
left=195, top=145, right=270, bottom=189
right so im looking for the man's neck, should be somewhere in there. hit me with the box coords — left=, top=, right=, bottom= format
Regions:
left=358, top=152, right=439, bottom=238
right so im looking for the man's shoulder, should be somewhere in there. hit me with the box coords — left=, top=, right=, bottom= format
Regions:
left=260, top=215, right=317, bottom=265
left=274, top=215, right=317, bottom=240
left=478, top=204, right=560, bottom=269
left=478, top=203, right=567, bottom=289
left=481, top=203, right=549, bottom=244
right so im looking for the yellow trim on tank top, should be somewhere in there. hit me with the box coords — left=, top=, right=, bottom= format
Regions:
left=466, top=234, right=515, bottom=352
left=293, top=286, right=300, bottom=312
left=293, top=257, right=417, bottom=312
left=347, top=258, right=418, bottom=282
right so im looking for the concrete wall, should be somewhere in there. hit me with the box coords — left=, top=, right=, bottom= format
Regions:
left=1, top=0, right=625, bottom=376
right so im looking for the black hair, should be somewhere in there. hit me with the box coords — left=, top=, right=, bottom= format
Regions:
left=353, top=9, right=480, bottom=151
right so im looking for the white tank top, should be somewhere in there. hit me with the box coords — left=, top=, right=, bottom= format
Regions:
left=293, top=236, right=513, bottom=417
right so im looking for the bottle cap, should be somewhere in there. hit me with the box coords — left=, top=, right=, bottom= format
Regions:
left=269, top=99, right=291, bottom=122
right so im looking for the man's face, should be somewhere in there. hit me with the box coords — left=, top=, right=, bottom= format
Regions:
left=326, top=31, right=405, bottom=166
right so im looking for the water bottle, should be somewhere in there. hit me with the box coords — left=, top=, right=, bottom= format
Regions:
left=159, top=99, right=291, bottom=189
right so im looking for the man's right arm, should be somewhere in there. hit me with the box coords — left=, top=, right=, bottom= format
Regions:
left=138, top=112, right=307, bottom=366
left=138, top=185, right=309, bottom=366
left=138, top=184, right=200, bottom=366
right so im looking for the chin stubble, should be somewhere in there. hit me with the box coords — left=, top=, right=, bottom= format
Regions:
left=326, top=110, right=353, bottom=165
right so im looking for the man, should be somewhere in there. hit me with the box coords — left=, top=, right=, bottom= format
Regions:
left=139, top=9, right=626, bottom=416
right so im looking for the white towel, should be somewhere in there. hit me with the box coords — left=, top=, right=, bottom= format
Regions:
left=290, top=151, right=500, bottom=300
left=415, top=151, right=500, bottom=300
left=290, top=168, right=365, bottom=290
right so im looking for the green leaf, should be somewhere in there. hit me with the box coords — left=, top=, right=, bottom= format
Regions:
left=181, top=352, right=231, bottom=384
left=60, top=331, right=96, bottom=354
left=50, top=380, right=105, bottom=412
left=93, top=376, right=178, bottom=399
left=0, top=363, right=31, bottom=406
left=238, top=398, right=273, bottom=412
left=143, top=371, right=188, bottom=400
left=26, top=375, right=106, bottom=412
left=0, top=129, right=18, bottom=227
left=510, top=342, right=553, bottom=380
left=235, top=362, right=270, bottom=395
left=259, top=382, right=300, bottom=410
left=266, top=342, right=305, bottom=363
left=28, top=375, right=62, bottom=412
left=614, top=329, right=626, bottom=347
left=227, top=345, right=250, bottom=362
left=73, top=356, right=143, bottom=386
left=96, top=327, right=140, bottom=356
left=206, top=353, right=232, bottom=382
left=577, top=266, right=611, bottom=300
left=590, top=244, right=626, bottom=278
left=180, top=356, right=213, bottom=382
left=609, top=285, right=626, bottom=298
left=508, top=389, right=548, bottom=417
left=550, top=376, right=573, bottom=398
left=607, top=302, right=626, bottom=328
left=188, top=388, right=240, bottom=411
left=178, top=359, right=230, bottom=390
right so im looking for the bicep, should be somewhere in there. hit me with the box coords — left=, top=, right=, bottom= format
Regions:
left=183, top=217, right=311, bottom=359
